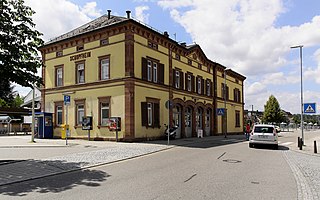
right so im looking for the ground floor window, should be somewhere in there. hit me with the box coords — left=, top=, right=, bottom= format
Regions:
left=54, top=101, right=63, bottom=126
left=141, top=98, right=160, bottom=128
left=75, top=99, right=86, bottom=126
left=98, top=96, right=111, bottom=127
left=235, top=110, right=240, bottom=127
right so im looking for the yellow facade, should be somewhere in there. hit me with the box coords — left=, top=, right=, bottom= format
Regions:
left=39, top=15, right=245, bottom=141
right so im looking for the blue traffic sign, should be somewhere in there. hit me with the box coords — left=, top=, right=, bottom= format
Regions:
left=303, top=103, right=316, bottom=114
left=64, top=95, right=71, bottom=105
left=217, top=108, right=225, bottom=116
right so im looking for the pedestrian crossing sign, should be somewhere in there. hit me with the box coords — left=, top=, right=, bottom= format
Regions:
left=217, top=108, right=225, bottom=116
left=303, top=103, right=316, bottom=114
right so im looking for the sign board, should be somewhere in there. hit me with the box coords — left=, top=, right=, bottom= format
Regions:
left=108, top=117, right=121, bottom=131
left=82, top=116, right=93, bottom=130
left=64, top=95, right=71, bottom=105
left=217, top=108, right=225, bottom=116
left=303, top=103, right=316, bottom=114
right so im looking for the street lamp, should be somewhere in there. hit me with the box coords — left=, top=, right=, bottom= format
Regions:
left=224, top=68, right=230, bottom=138
left=291, top=45, right=304, bottom=145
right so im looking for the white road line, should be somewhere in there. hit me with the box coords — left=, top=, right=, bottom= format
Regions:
left=279, top=142, right=294, bottom=146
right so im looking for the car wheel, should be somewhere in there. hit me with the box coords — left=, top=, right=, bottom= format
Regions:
left=249, top=143, right=253, bottom=148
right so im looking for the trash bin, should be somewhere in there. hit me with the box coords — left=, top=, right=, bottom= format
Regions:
left=61, top=124, right=69, bottom=139
left=197, top=129, right=203, bottom=138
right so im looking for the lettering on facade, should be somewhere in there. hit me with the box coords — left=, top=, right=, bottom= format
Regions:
left=70, top=52, right=91, bottom=61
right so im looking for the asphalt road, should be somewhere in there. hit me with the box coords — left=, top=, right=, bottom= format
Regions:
left=0, top=138, right=297, bottom=200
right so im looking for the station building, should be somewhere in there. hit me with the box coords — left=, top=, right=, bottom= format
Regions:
left=38, top=11, right=246, bottom=141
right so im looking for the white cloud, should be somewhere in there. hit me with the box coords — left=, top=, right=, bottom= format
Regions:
left=304, top=48, right=320, bottom=83
left=81, top=2, right=102, bottom=18
left=134, top=6, right=150, bottom=23
left=25, top=0, right=99, bottom=41
left=158, top=0, right=320, bottom=113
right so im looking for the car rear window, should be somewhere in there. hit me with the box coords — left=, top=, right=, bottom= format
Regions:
left=254, top=127, right=274, bottom=133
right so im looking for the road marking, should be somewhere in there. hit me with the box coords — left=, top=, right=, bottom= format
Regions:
left=280, top=142, right=294, bottom=146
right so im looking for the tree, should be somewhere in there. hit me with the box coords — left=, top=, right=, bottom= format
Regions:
left=263, top=95, right=284, bottom=123
left=11, top=94, right=24, bottom=108
left=0, top=79, right=15, bottom=104
left=0, top=0, right=44, bottom=88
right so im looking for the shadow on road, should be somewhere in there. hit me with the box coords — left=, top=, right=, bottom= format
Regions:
left=249, top=144, right=289, bottom=151
left=0, top=159, right=110, bottom=197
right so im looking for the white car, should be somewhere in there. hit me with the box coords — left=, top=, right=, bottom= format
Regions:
left=249, top=124, right=278, bottom=149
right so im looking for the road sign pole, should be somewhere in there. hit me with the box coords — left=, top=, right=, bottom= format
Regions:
left=66, top=104, right=68, bottom=145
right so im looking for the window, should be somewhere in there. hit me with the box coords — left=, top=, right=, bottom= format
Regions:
left=75, top=99, right=85, bottom=126
left=55, top=66, right=63, bottom=87
left=188, top=59, right=192, bottom=65
left=197, top=77, right=201, bottom=94
left=206, top=80, right=211, bottom=96
left=100, top=56, right=110, bottom=80
left=175, top=54, right=180, bottom=60
left=100, top=38, right=109, bottom=46
left=147, top=60, right=152, bottom=81
left=175, top=71, right=180, bottom=89
left=147, top=103, right=153, bottom=126
left=187, top=74, right=192, bottom=92
left=98, top=97, right=111, bottom=127
left=56, top=51, right=63, bottom=57
left=198, top=63, right=202, bottom=69
left=77, top=45, right=84, bottom=51
left=235, top=111, right=240, bottom=127
left=148, top=41, right=158, bottom=50
left=234, top=88, right=241, bottom=102
left=141, top=57, right=164, bottom=84
left=153, top=63, right=157, bottom=83
left=76, top=62, right=85, bottom=84
left=54, top=102, right=63, bottom=126
left=141, top=98, right=160, bottom=128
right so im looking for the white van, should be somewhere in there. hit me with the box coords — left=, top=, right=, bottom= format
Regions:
left=249, top=124, right=278, bottom=149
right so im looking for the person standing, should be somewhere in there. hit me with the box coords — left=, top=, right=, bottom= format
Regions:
left=246, top=123, right=251, bottom=141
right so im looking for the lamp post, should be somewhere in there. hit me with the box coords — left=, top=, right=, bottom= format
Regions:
left=224, top=68, right=229, bottom=138
left=31, top=83, right=35, bottom=143
left=291, top=45, right=304, bottom=145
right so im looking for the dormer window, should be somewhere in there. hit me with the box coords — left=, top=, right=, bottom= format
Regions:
left=56, top=51, right=63, bottom=57
left=100, top=39, right=109, bottom=46
left=77, top=45, right=84, bottom=51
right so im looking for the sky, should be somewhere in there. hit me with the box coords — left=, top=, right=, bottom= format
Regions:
left=18, top=0, right=320, bottom=114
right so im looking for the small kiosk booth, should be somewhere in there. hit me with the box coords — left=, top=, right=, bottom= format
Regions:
left=35, top=112, right=53, bottom=139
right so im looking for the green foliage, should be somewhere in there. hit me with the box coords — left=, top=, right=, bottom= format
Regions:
left=0, top=98, right=9, bottom=108
left=0, top=0, right=44, bottom=88
left=0, top=79, right=14, bottom=103
left=263, top=95, right=284, bottom=123
left=11, top=94, right=24, bottom=108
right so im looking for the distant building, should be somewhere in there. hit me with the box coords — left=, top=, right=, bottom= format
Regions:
left=39, top=10, right=246, bottom=141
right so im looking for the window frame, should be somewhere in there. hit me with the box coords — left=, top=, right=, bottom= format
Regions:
left=147, top=60, right=152, bottom=81
left=141, top=98, right=160, bottom=128
left=235, top=110, right=240, bottom=127
left=75, top=99, right=86, bottom=127
left=98, top=96, right=111, bottom=128
left=206, top=79, right=211, bottom=96
left=75, top=61, right=85, bottom=84
left=153, top=62, right=158, bottom=83
left=99, top=55, right=110, bottom=81
left=187, top=74, right=192, bottom=92
left=197, top=77, right=201, bottom=94
left=54, top=101, right=64, bottom=127
left=55, top=65, right=64, bottom=87
left=175, top=70, right=180, bottom=89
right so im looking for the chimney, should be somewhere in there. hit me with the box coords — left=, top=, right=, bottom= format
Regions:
left=126, top=10, right=131, bottom=19
left=107, top=10, right=111, bottom=19
left=164, top=31, right=169, bottom=37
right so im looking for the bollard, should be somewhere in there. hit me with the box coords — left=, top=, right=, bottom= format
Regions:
left=298, top=137, right=301, bottom=148
left=299, top=138, right=303, bottom=150
left=314, top=141, right=318, bottom=154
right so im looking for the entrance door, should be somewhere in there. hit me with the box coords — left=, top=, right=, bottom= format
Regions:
left=173, top=105, right=182, bottom=138
left=205, top=109, right=211, bottom=136
left=185, top=107, right=193, bottom=138
left=196, top=107, right=203, bottom=134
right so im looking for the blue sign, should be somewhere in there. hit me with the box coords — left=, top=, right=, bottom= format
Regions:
left=64, top=95, right=71, bottom=105
left=217, top=108, right=225, bottom=116
left=304, top=103, right=316, bottom=114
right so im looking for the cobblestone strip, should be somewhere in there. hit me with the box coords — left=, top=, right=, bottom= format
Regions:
left=283, top=151, right=320, bottom=200
left=42, top=144, right=170, bottom=170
